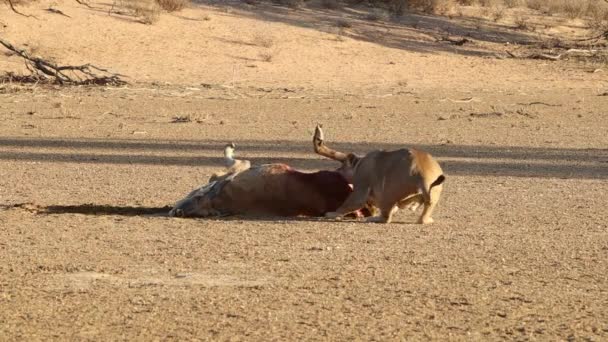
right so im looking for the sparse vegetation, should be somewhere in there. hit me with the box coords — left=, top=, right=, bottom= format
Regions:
left=336, top=18, right=352, bottom=28
left=272, top=0, right=303, bottom=8
left=252, top=34, right=274, bottom=48
left=321, top=0, right=341, bottom=9
left=111, top=0, right=161, bottom=24
left=364, top=8, right=389, bottom=21
left=514, top=15, right=529, bottom=29
left=503, top=0, right=521, bottom=8
left=155, top=0, right=189, bottom=12
left=376, top=0, right=608, bottom=21
left=108, top=0, right=189, bottom=24
left=490, top=6, right=505, bottom=21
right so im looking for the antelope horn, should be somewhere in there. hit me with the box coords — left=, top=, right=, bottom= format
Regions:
left=313, top=124, right=347, bottom=162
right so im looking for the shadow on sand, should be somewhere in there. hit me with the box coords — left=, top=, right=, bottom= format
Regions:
left=1, top=137, right=607, bottom=180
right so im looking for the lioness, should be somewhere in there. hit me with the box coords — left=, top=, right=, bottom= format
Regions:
left=313, top=125, right=445, bottom=224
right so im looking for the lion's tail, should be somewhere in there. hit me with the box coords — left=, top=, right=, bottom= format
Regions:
left=429, top=175, right=445, bottom=189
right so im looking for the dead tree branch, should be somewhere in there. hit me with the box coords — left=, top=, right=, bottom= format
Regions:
left=75, top=0, right=94, bottom=8
left=506, top=50, right=562, bottom=61
left=506, top=48, right=605, bottom=62
left=0, top=38, right=127, bottom=86
left=46, top=7, right=71, bottom=18
left=3, top=0, right=38, bottom=19
left=436, top=35, right=470, bottom=46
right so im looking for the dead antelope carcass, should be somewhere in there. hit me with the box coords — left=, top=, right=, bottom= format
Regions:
left=169, top=144, right=370, bottom=218
left=312, top=125, right=445, bottom=224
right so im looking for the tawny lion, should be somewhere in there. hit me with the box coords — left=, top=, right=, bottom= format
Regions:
left=312, top=125, right=445, bottom=224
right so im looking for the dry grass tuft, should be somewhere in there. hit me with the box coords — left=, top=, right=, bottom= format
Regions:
left=113, top=0, right=161, bottom=24
left=514, top=15, right=529, bottom=29
left=490, top=6, right=505, bottom=21
left=405, top=0, right=454, bottom=14
left=252, top=34, right=274, bottom=48
left=503, top=0, right=522, bottom=8
left=382, top=0, right=608, bottom=23
left=524, top=0, right=608, bottom=21
left=155, top=0, right=189, bottom=12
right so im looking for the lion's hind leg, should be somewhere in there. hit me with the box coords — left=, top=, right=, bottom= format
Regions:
left=417, top=183, right=443, bottom=224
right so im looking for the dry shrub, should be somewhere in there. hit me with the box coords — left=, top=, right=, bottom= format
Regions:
left=252, top=34, right=274, bottom=48
left=364, top=8, right=389, bottom=21
left=556, top=1, right=588, bottom=19
left=514, top=15, right=529, bottom=29
left=336, top=18, right=352, bottom=27
left=524, top=0, right=608, bottom=20
left=388, top=0, right=408, bottom=15
left=321, top=0, right=341, bottom=9
left=155, top=0, right=189, bottom=12
left=399, top=0, right=455, bottom=14
left=503, top=0, right=522, bottom=8
left=478, top=0, right=501, bottom=7
left=272, top=0, right=303, bottom=8
left=491, top=6, right=505, bottom=21
left=375, top=0, right=608, bottom=22
left=588, top=2, right=608, bottom=26
left=115, top=0, right=161, bottom=24
left=525, top=0, right=543, bottom=11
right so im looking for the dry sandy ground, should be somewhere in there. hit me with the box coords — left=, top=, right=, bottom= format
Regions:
left=1, top=0, right=608, bottom=340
